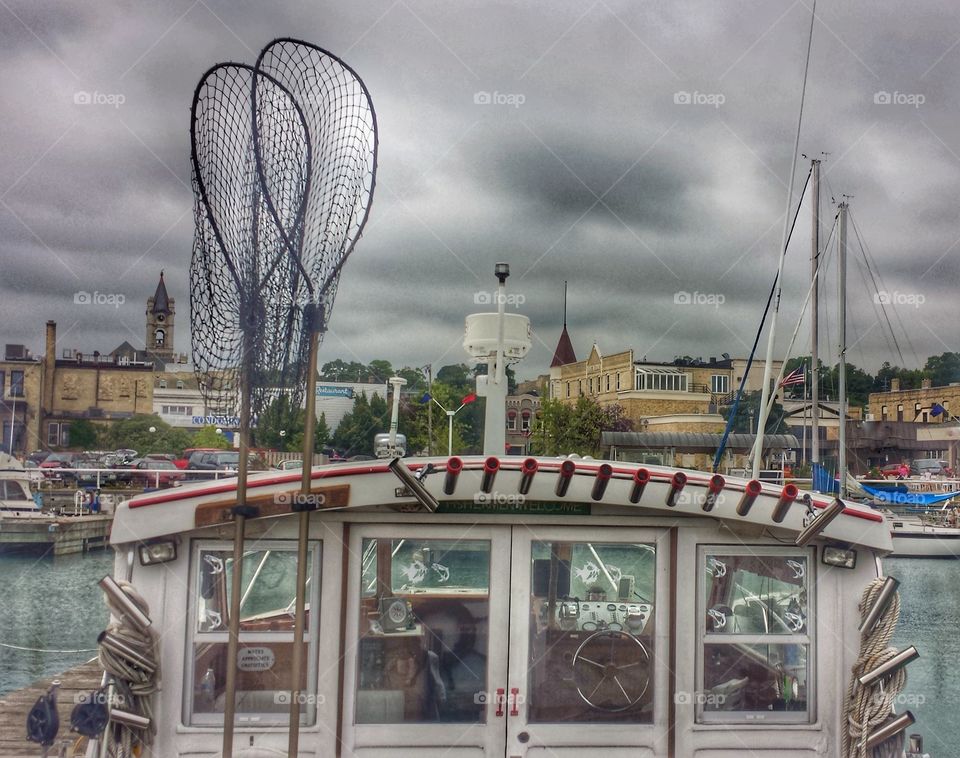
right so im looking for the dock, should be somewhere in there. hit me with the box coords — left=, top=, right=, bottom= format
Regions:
left=0, top=660, right=103, bottom=757
left=0, top=515, right=112, bottom=556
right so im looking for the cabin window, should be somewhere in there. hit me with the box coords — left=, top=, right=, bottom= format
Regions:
left=356, top=537, right=491, bottom=725
left=0, top=480, right=29, bottom=501
left=185, top=540, right=321, bottom=727
left=697, top=547, right=813, bottom=724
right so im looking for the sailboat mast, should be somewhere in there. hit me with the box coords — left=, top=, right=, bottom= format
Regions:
left=837, top=201, right=848, bottom=497
left=810, top=159, right=820, bottom=466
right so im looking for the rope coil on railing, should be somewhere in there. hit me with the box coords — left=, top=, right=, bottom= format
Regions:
left=842, top=578, right=907, bottom=758
left=96, top=579, right=160, bottom=756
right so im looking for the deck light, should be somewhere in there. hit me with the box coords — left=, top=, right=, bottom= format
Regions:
left=556, top=459, right=576, bottom=497
left=822, top=546, right=857, bottom=569
left=736, top=479, right=763, bottom=516
left=858, top=646, right=919, bottom=687
left=771, top=483, right=799, bottom=523
left=665, top=472, right=687, bottom=507
left=137, top=539, right=177, bottom=566
left=859, top=576, right=900, bottom=635
left=702, top=474, right=725, bottom=512
left=629, top=468, right=650, bottom=503
left=518, top=457, right=538, bottom=495
left=591, top=464, right=613, bottom=501
left=795, top=498, right=846, bottom=546
left=443, top=457, right=463, bottom=495
left=98, top=575, right=152, bottom=632
left=388, top=458, right=438, bottom=512
left=481, top=457, right=500, bottom=493
left=865, top=710, right=915, bottom=750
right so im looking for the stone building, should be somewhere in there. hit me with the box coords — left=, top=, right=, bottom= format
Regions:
left=868, top=378, right=960, bottom=423
left=0, top=345, right=43, bottom=454
left=505, top=391, right=541, bottom=455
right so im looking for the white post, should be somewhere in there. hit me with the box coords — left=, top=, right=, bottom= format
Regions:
left=387, top=377, right=407, bottom=455
left=483, top=263, right=510, bottom=456
left=447, top=411, right=454, bottom=457
left=837, top=202, right=848, bottom=498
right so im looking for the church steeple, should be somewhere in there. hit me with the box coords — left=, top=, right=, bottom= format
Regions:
left=550, top=281, right=577, bottom=367
left=151, top=270, right=171, bottom=314
left=146, top=271, right=175, bottom=366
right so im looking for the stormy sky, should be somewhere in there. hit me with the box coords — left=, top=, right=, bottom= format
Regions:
left=1, top=0, right=958, bottom=380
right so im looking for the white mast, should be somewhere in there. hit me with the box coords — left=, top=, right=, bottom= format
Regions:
left=810, top=158, right=821, bottom=468
left=837, top=202, right=848, bottom=498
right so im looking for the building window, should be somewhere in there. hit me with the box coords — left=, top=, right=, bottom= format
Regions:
left=177, top=380, right=185, bottom=390
left=47, top=422, right=70, bottom=447
left=186, top=540, right=321, bottom=726
left=881, top=405, right=888, bottom=421
left=521, top=411, right=531, bottom=432
left=10, top=371, right=24, bottom=397
left=606, top=374, right=610, bottom=392
left=897, top=405, right=904, bottom=422
left=565, top=382, right=570, bottom=398
left=158, top=379, right=167, bottom=389
left=578, top=380, right=582, bottom=396
left=635, top=371, right=688, bottom=393
left=155, top=328, right=165, bottom=347
left=616, top=372, right=621, bottom=391
left=588, top=378, right=593, bottom=395
left=710, top=375, right=729, bottom=394
left=507, top=412, right=517, bottom=431
left=0, top=371, right=4, bottom=396
left=162, top=405, right=193, bottom=416
left=698, top=547, right=813, bottom=724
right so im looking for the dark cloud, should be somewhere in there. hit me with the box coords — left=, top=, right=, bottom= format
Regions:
left=1, top=0, right=959, bottom=380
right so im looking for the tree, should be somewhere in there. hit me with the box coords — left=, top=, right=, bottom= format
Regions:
left=531, top=396, right=621, bottom=457
left=924, top=352, right=960, bottom=387
left=255, top=395, right=305, bottom=451
left=69, top=419, right=101, bottom=450
left=103, top=415, right=192, bottom=455
left=192, top=425, right=231, bottom=450
left=332, top=392, right=390, bottom=456
left=720, top=391, right=787, bottom=435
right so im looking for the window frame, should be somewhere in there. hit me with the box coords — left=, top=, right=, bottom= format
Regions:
left=695, top=545, right=815, bottom=725
left=10, top=370, right=24, bottom=397
left=183, top=538, right=322, bottom=728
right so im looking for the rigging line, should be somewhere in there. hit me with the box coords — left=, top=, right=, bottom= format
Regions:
left=711, top=169, right=812, bottom=472
left=848, top=208, right=917, bottom=366
left=850, top=243, right=898, bottom=361
left=751, top=0, right=819, bottom=474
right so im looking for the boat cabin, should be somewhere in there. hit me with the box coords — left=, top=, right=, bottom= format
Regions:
left=104, top=455, right=907, bottom=757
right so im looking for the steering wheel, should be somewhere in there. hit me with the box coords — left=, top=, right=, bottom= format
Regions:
left=572, top=629, right=651, bottom=711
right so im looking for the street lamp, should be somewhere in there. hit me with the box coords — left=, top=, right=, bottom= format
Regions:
left=429, top=394, right=476, bottom=456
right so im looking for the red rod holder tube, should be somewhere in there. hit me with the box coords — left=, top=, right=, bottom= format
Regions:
left=591, top=463, right=613, bottom=501
left=703, top=474, right=725, bottom=512
left=629, top=468, right=651, bottom=503
left=481, top=457, right=500, bottom=493
left=556, top=459, right=576, bottom=497
left=443, top=457, right=463, bottom=495
left=665, top=471, right=688, bottom=507
left=519, top=457, right=539, bottom=495
left=771, top=483, right=800, bottom=523
left=736, top=480, right=763, bottom=516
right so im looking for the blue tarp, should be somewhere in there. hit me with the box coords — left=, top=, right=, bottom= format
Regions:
left=812, top=463, right=839, bottom=494
left=858, top=483, right=960, bottom=506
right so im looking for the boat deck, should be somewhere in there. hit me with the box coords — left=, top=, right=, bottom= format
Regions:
left=0, top=660, right=102, bottom=757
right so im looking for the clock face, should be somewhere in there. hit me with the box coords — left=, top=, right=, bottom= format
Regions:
left=156, top=314, right=165, bottom=323
left=388, top=600, right=408, bottom=624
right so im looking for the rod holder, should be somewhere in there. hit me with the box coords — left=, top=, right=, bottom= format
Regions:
left=629, top=468, right=650, bottom=503
left=771, top=483, right=800, bottom=523
left=665, top=471, right=688, bottom=507
left=443, top=457, right=463, bottom=495
left=591, top=464, right=613, bottom=501
left=703, top=474, right=725, bottom=512
left=865, top=711, right=916, bottom=750
left=98, top=575, right=152, bottom=633
left=519, top=457, right=539, bottom=495
left=556, top=459, right=576, bottom=497
left=109, top=709, right=151, bottom=730
left=97, top=631, right=156, bottom=674
left=481, top=457, right=500, bottom=493
left=796, top=498, right=846, bottom=546
left=388, top=458, right=438, bottom=512
left=860, top=576, right=901, bottom=635
left=858, top=646, right=920, bottom=687
left=736, top=480, right=763, bottom=516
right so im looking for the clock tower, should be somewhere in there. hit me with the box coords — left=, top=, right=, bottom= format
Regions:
left=146, top=271, right=175, bottom=366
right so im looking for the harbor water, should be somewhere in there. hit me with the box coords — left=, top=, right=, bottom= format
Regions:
left=0, top=551, right=956, bottom=751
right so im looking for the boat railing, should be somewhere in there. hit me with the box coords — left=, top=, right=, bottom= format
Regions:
left=37, top=466, right=234, bottom=491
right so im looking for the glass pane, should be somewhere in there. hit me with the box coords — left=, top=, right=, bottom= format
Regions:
left=702, top=643, right=809, bottom=715
left=527, top=541, right=656, bottom=723
left=356, top=538, right=490, bottom=724
left=703, top=554, right=808, bottom=634
left=196, top=548, right=313, bottom=634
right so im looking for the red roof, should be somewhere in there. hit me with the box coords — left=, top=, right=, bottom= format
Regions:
left=550, top=325, right=577, bottom=367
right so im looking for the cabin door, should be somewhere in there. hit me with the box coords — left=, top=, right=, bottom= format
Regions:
left=342, top=524, right=669, bottom=758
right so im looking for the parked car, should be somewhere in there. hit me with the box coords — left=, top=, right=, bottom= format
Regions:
left=274, top=459, right=303, bottom=471
left=911, top=459, right=949, bottom=477
left=39, top=452, right=78, bottom=481
left=28, top=450, right=52, bottom=465
left=133, top=459, right=184, bottom=488
left=880, top=463, right=904, bottom=480
left=175, top=448, right=223, bottom=470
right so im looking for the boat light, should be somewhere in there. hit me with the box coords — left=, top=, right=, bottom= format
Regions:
left=736, top=480, right=763, bottom=516
left=795, top=499, right=846, bottom=546
left=591, top=464, right=613, bottom=501
left=388, top=458, right=438, bottom=512
left=556, top=459, right=576, bottom=497
left=443, top=457, right=463, bottom=495
left=629, top=468, right=650, bottom=504
left=865, top=710, right=916, bottom=750
left=859, top=576, right=900, bottom=635
left=771, top=483, right=799, bottom=523
left=665, top=472, right=687, bottom=507
left=858, top=646, right=920, bottom=687
left=821, top=545, right=857, bottom=569
left=519, top=458, right=538, bottom=495
left=98, top=575, right=152, bottom=632
left=481, top=457, right=500, bottom=493
left=703, top=475, right=725, bottom=512
left=137, top=539, right=177, bottom=566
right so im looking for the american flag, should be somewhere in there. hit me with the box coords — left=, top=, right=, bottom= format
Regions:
left=779, top=365, right=805, bottom=388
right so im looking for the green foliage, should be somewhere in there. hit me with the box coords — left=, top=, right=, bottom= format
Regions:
left=192, top=425, right=232, bottom=450
left=923, top=352, right=960, bottom=387
left=68, top=419, right=101, bottom=450
left=332, top=391, right=389, bottom=457
left=531, top=396, right=631, bottom=457
left=255, top=395, right=305, bottom=451
left=103, top=415, right=192, bottom=455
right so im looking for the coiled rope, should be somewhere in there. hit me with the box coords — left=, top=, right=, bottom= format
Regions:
left=97, top=579, right=161, bottom=757
left=842, top=578, right=907, bottom=758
